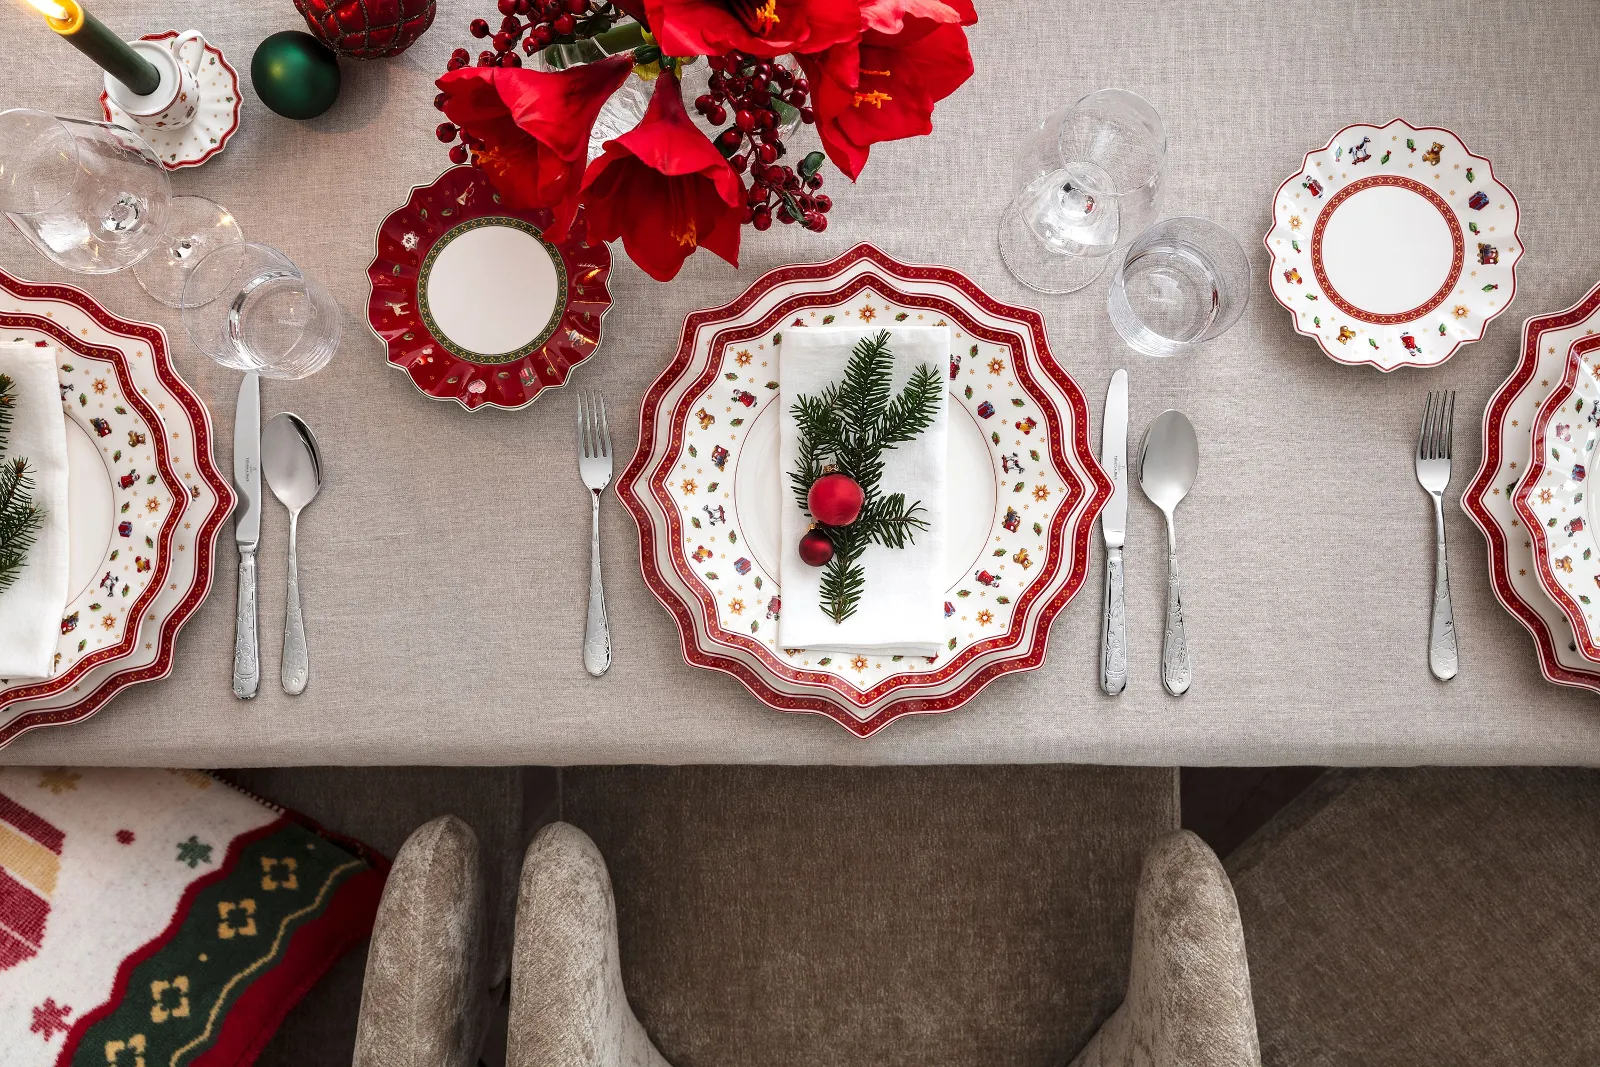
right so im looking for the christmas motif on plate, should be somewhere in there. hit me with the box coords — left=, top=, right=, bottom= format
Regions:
left=99, top=32, right=241, bottom=170
left=1464, top=281, right=1600, bottom=695
left=0, top=271, right=232, bottom=750
left=618, top=244, right=1110, bottom=737
left=1515, top=333, right=1600, bottom=660
left=789, top=331, right=941, bottom=622
left=1265, top=118, right=1521, bottom=371
left=367, top=166, right=612, bottom=411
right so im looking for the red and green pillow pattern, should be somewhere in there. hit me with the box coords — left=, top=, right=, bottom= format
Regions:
left=0, top=767, right=387, bottom=1067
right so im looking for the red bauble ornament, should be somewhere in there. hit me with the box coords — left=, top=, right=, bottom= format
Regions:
left=294, top=0, right=436, bottom=59
left=798, top=528, right=834, bottom=567
left=808, top=472, right=864, bottom=527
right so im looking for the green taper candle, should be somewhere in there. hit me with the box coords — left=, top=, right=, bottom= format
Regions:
left=31, top=0, right=161, bottom=98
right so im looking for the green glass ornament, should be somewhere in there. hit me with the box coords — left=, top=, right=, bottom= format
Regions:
left=251, top=30, right=341, bottom=120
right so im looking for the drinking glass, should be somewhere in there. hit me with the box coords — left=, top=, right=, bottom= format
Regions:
left=181, top=242, right=341, bottom=379
left=1106, top=216, right=1253, bottom=357
left=998, top=89, right=1166, bottom=294
left=0, top=108, right=241, bottom=307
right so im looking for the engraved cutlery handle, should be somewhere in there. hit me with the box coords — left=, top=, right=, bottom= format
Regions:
left=1430, top=499, right=1458, bottom=681
left=282, top=514, right=309, bottom=695
left=1162, top=549, right=1192, bottom=696
left=1101, top=547, right=1127, bottom=696
left=583, top=492, right=612, bottom=677
left=233, top=547, right=259, bottom=700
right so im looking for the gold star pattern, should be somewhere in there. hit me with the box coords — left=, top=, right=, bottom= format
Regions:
left=850, top=655, right=869, bottom=671
left=681, top=478, right=697, bottom=494
left=1032, top=484, right=1050, bottom=502
left=728, top=598, right=745, bottom=615
left=858, top=304, right=877, bottom=323
left=976, top=609, right=994, bottom=626
left=987, top=358, right=1004, bottom=375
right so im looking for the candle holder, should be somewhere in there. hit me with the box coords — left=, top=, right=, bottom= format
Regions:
left=100, top=31, right=241, bottom=170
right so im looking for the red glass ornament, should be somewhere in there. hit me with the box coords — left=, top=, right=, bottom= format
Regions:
left=298, top=0, right=438, bottom=57
left=808, top=472, right=864, bottom=526
left=798, top=528, right=834, bottom=567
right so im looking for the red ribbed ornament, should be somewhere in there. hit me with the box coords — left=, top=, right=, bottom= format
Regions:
left=293, top=0, right=437, bottom=59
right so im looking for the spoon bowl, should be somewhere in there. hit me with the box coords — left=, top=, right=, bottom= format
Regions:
left=262, top=412, right=322, bottom=695
left=1138, top=409, right=1198, bottom=523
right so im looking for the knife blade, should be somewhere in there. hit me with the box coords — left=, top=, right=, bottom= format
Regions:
left=232, top=372, right=261, bottom=700
left=1100, top=369, right=1128, bottom=696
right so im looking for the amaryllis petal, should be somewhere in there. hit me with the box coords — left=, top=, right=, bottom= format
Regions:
left=859, top=0, right=974, bottom=34
left=643, top=0, right=861, bottom=58
left=801, top=15, right=974, bottom=180
left=436, top=57, right=633, bottom=237
left=580, top=71, right=745, bottom=281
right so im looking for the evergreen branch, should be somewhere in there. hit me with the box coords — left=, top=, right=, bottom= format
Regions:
left=0, top=458, right=42, bottom=595
left=855, top=493, right=928, bottom=550
left=877, top=363, right=943, bottom=448
left=836, top=331, right=894, bottom=445
left=818, top=546, right=866, bottom=624
left=0, top=374, right=44, bottom=594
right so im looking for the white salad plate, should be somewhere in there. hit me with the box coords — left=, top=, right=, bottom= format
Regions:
left=1266, top=118, right=1521, bottom=371
left=619, top=244, right=1109, bottom=736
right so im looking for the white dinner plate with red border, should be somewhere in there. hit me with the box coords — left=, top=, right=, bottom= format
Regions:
left=619, top=244, right=1109, bottom=736
left=1465, top=281, right=1600, bottom=692
left=0, top=270, right=232, bottom=748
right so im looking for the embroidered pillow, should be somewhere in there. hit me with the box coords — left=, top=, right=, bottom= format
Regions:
left=0, top=767, right=387, bottom=1067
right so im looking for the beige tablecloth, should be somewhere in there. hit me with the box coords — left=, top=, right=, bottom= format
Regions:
left=4, top=0, right=1600, bottom=767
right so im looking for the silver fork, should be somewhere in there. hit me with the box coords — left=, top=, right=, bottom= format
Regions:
left=578, top=390, right=613, bottom=677
left=1416, top=390, right=1457, bottom=681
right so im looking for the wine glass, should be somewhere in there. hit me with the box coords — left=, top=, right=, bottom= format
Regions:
left=1106, top=216, right=1253, bottom=357
left=181, top=242, right=341, bottom=380
left=0, top=108, right=241, bottom=307
left=998, top=89, right=1167, bottom=294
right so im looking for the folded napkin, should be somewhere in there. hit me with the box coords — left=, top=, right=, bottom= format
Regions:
left=0, top=342, right=69, bottom=680
left=779, top=326, right=948, bottom=657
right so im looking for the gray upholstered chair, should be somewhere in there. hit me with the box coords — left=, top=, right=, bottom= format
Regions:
left=1227, top=767, right=1600, bottom=1066
left=505, top=766, right=1260, bottom=1067
left=353, top=814, right=488, bottom=1067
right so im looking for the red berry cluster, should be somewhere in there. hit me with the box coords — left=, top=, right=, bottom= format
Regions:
left=695, top=52, right=831, bottom=232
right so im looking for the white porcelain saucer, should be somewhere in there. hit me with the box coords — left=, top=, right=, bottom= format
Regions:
left=100, top=31, right=241, bottom=170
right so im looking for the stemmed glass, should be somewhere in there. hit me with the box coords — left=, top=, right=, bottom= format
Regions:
left=0, top=108, right=241, bottom=307
left=181, top=242, right=341, bottom=379
left=998, top=89, right=1167, bottom=294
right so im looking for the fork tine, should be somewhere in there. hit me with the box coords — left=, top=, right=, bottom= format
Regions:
left=1443, top=390, right=1455, bottom=459
left=597, top=393, right=611, bottom=459
left=578, top=391, right=591, bottom=458
left=1427, top=390, right=1440, bottom=460
left=1429, top=390, right=1444, bottom=461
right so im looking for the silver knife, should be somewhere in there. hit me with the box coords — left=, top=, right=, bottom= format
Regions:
left=232, top=372, right=261, bottom=700
left=1100, top=369, right=1129, bottom=696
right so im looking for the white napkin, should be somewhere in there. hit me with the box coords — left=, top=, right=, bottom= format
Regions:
left=0, top=343, right=69, bottom=680
left=778, top=326, right=948, bottom=656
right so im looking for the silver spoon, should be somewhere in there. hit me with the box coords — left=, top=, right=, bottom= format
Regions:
left=1139, top=410, right=1197, bottom=696
left=262, top=412, right=322, bottom=695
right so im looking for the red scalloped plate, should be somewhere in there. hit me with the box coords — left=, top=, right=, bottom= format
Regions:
left=367, top=166, right=612, bottom=412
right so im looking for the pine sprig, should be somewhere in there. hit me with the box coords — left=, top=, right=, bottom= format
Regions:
left=789, top=331, right=943, bottom=623
left=0, top=374, right=44, bottom=595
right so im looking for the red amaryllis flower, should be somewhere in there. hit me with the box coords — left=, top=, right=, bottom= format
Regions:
left=580, top=71, right=745, bottom=281
left=436, top=55, right=633, bottom=238
left=643, top=0, right=860, bottom=58
left=798, top=0, right=975, bottom=179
